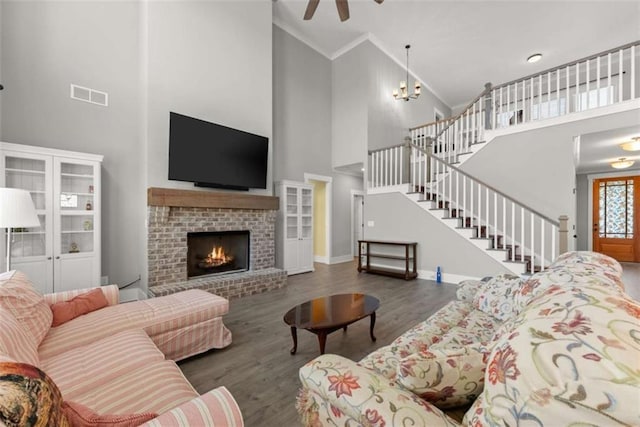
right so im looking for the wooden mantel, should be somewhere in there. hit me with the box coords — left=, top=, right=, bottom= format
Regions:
left=147, top=187, right=279, bottom=210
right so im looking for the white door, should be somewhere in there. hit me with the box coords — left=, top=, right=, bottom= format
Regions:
left=1, top=151, right=54, bottom=293
left=353, top=195, right=364, bottom=256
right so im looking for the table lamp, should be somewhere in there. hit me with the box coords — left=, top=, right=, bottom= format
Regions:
left=0, top=188, right=40, bottom=271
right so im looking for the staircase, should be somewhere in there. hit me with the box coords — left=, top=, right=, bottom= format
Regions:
left=367, top=41, right=639, bottom=275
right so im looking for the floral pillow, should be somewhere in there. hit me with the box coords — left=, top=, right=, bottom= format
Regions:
left=395, top=346, right=487, bottom=409
left=473, top=273, right=523, bottom=321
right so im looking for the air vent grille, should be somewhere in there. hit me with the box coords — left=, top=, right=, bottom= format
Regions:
left=70, top=84, right=108, bottom=107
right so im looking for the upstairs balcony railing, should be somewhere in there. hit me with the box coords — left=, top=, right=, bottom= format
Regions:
left=411, top=41, right=640, bottom=163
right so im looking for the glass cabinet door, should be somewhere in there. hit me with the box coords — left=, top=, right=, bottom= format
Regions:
left=286, top=186, right=299, bottom=239
left=55, top=160, right=97, bottom=256
left=300, top=187, right=313, bottom=239
left=1, top=152, right=53, bottom=292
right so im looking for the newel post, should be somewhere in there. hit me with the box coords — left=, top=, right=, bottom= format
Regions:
left=483, top=82, right=493, bottom=130
left=404, top=136, right=412, bottom=185
left=558, top=215, right=569, bottom=254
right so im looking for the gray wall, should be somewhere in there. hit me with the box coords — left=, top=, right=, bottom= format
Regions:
left=272, top=25, right=363, bottom=260
left=365, top=192, right=509, bottom=278
left=331, top=44, right=369, bottom=169
left=576, top=173, right=589, bottom=250
left=146, top=2, right=273, bottom=195
left=272, top=25, right=332, bottom=181
left=0, top=1, right=144, bottom=287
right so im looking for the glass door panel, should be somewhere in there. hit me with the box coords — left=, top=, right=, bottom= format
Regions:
left=60, top=214, right=94, bottom=254
left=286, top=216, right=298, bottom=239
left=60, top=162, right=95, bottom=212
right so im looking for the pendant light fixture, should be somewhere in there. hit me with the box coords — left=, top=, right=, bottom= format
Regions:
left=393, top=45, right=421, bottom=101
left=620, top=137, right=640, bottom=152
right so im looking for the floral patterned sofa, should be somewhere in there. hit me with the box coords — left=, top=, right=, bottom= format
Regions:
left=297, top=251, right=640, bottom=426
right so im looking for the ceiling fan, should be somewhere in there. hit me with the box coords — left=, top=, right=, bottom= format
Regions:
left=304, top=0, right=384, bottom=22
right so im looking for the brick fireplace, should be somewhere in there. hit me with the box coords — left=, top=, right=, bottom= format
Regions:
left=146, top=188, right=287, bottom=299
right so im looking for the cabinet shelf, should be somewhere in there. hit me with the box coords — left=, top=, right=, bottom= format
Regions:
left=60, top=210, right=95, bottom=216
left=357, top=240, right=418, bottom=280
left=61, top=230, right=93, bottom=234
left=5, top=168, right=46, bottom=175
left=12, top=231, right=46, bottom=235
left=60, top=172, right=93, bottom=178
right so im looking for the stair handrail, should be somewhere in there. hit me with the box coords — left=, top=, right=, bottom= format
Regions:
left=424, top=82, right=493, bottom=139
left=492, top=40, right=640, bottom=91
left=409, top=142, right=559, bottom=227
left=409, top=116, right=456, bottom=133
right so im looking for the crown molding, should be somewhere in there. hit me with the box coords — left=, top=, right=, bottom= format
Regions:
left=272, top=21, right=451, bottom=109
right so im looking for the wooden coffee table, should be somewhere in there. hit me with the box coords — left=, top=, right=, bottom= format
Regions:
left=283, top=293, right=379, bottom=355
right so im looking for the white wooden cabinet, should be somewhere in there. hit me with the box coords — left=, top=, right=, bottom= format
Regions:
left=275, top=181, right=314, bottom=275
left=0, top=142, right=103, bottom=293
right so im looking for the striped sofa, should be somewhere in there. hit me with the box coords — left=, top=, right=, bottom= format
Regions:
left=0, top=270, right=243, bottom=426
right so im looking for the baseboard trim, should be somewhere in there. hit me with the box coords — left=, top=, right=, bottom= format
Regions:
left=417, top=269, right=479, bottom=284
left=330, top=255, right=355, bottom=264
left=314, top=255, right=330, bottom=264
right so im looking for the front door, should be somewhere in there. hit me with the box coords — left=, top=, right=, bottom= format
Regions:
left=592, top=176, right=640, bottom=262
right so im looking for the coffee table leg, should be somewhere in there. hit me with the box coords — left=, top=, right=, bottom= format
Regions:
left=343, top=325, right=347, bottom=332
left=369, top=312, right=377, bottom=342
left=318, top=331, right=327, bottom=355
left=290, top=326, right=298, bottom=355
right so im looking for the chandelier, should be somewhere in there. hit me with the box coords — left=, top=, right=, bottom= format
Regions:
left=393, top=45, right=421, bottom=101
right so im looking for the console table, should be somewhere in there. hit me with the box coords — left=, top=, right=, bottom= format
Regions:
left=357, top=240, right=418, bottom=280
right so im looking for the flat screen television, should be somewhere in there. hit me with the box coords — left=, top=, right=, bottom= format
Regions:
left=168, top=112, right=269, bottom=190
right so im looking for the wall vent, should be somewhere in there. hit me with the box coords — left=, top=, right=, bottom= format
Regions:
left=70, top=84, right=109, bottom=107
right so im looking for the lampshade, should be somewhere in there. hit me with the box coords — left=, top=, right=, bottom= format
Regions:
left=0, top=188, right=40, bottom=228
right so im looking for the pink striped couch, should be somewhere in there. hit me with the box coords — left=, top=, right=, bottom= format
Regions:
left=0, top=270, right=243, bottom=426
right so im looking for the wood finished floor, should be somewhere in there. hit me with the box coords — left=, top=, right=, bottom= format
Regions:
left=178, top=260, right=457, bottom=426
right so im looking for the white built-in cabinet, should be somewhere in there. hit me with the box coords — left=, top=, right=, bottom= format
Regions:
left=275, top=181, right=314, bottom=275
left=0, top=142, right=103, bottom=293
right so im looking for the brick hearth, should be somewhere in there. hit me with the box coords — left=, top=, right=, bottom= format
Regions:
left=147, top=188, right=287, bottom=299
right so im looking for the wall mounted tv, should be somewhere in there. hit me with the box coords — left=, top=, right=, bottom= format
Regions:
left=168, top=112, right=269, bottom=191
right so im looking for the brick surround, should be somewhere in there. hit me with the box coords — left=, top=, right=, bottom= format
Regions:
left=147, top=192, right=287, bottom=299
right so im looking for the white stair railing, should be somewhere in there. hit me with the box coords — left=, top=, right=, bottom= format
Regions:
left=414, top=143, right=561, bottom=273
left=490, top=40, right=639, bottom=130
left=411, top=83, right=492, bottom=164
left=368, top=143, right=565, bottom=273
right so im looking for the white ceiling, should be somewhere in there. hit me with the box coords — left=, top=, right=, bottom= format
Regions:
left=273, top=0, right=640, bottom=108
left=578, top=125, right=640, bottom=174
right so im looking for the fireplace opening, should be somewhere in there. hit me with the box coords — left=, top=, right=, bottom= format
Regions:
left=187, top=230, right=249, bottom=279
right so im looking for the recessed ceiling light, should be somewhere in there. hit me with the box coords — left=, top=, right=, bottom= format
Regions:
left=527, top=53, right=543, bottom=63
left=620, top=137, right=640, bottom=152
left=360, top=168, right=365, bottom=172
left=611, top=157, right=635, bottom=169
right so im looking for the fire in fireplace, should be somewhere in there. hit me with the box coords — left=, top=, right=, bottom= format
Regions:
left=187, top=230, right=249, bottom=279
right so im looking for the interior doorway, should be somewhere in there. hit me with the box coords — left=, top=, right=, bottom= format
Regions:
left=592, top=175, right=640, bottom=262
left=351, top=191, right=364, bottom=257
left=305, top=173, right=332, bottom=264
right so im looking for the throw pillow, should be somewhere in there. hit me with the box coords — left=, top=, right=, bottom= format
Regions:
left=0, top=270, right=52, bottom=346
left=50, top=288, right=109, bottom=327
left=473, top=273, right=523, bottom=321
left=396, top=347, right=487, bottom=409
left=62, top=401, right=157, bottom=427
left=0, top=361, right=70, bottom=426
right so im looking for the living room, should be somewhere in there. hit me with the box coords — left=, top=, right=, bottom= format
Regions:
left=1, top=1, right=639, bottom=426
